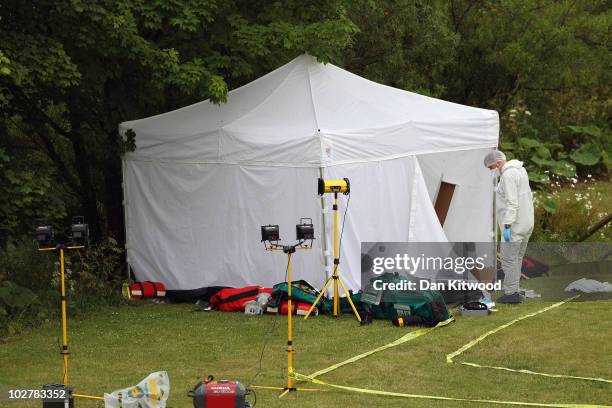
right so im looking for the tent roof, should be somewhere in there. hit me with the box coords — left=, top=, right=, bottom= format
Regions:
left=120, top=54, right=498, bottom=167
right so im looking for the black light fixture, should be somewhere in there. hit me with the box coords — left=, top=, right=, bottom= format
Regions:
left=70, top=216, right=89, bottom=246
left=35, top=224, right=54, bottom=245
left=261, top=225, right=280, bottom=242
left=296, top=218, right=314, bottom=240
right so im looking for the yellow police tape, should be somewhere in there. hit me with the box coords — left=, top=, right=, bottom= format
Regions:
left=308, top=318, right=454, bottom=379
left=446, top=295, right=612, bottom=384
left=291, top=295, right=611, bottom=407
left=293, top=372, right=610, bottom=408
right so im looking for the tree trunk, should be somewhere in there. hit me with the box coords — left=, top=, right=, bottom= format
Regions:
left=70, top=131, right=102, bottom=241
left=104, top=131, right=125, bottom=244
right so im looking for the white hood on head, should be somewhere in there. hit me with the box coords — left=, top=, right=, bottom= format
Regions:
left=502, top=159, right=524, bottom=173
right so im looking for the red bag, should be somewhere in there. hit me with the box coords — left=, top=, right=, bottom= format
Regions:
left=266, top=301, right=317, bottom=316
left=521, top=256, right=549, bottom=278
left=210, top=286, right=272, bottom=312
left=129, top=281, right=166, bottom=299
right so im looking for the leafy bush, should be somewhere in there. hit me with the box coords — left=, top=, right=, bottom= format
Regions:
left=0, top=241, right=56, bottom=291
left=72, top=238, right=125, bottom=296
left=0, top=281, right=41, bottom=335
left=532, top=179, right=611, bottom=242
left=565, top=125, right=612, bottom=172
left=0, top=148, right=67, bottom=247
left=0, top=239, right=126, bottom=337
left=501, top=108, right=610, bottom=189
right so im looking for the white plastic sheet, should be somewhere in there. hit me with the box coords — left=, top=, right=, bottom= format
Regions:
left=104, top=371, right=169, bottom=408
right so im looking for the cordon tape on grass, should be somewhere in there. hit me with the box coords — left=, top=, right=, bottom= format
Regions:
left=309, top=318, right=454, bottom=379
left=293, top=372, right=610, bottom=408
left=447, top=295, right=612, bottom=384
left=292, top=295, right=611, bottom=407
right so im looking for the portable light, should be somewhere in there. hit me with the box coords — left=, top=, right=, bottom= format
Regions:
left=35, top=224, right=54, bottom=245
left=260, top=217, right=314, bottom=396
left=296, top=218, right=314, bottom=240
left=305, top=176, right=360, bottom=322
left=35, top=217, right=89, bottom=399
left=70, top=216, right=89, bottom=246
left=261, top=225, right=280, bottom=242
left=318, top=178, right=350, bottom=195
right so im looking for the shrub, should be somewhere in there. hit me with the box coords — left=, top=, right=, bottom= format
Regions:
left=0, top=238, right=126, bottom=337
left=532, top=179, right=611, bottom=241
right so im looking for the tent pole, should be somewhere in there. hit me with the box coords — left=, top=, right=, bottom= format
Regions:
left=318, top=167, right=330, bottom=292
left=121, top=157, right=131, bottom=283
left=492, top=152, right=498, bottom=252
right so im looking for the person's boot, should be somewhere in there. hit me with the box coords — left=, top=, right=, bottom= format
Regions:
left=497, top=292, right=522, bottom=304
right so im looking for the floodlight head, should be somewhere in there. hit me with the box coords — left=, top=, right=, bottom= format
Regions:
left=318, top=178, right=350, bottom=195
left=296, top=218, right=315, bottom=240
left=70, top=216, right=89, bottom=246
left=261, top=225, right=280, bottom=242
left=35, top=224, right=54, bottom=245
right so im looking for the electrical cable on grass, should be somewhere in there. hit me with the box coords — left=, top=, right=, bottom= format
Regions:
left=249, top=192, right=350, bottom=385
left=247, top=259, right=289, bottom=387
left=332, top=192, right=350, bottom=277
left=338, top=192, right=350, bottom=264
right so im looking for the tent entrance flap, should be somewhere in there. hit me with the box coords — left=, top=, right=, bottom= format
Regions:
left=434, top=181, right=456, bottom=226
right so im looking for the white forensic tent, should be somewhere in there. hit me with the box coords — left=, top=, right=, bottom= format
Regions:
left=119, top=54, right=499, bottom=293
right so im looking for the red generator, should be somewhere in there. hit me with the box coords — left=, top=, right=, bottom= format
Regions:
left=190, top=377, right=254, bottom=408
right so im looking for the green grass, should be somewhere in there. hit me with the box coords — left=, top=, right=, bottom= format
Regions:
left=1, top=295, right=611, bottom=407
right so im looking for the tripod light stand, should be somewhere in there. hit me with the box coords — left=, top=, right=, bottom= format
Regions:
left=35, top=218, right=88, bottom=387
left=304, top=179, right=361, bottom=321
left=261, top=219, right=317, bottom=398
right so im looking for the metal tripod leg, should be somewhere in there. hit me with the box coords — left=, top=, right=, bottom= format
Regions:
left=303, top=275, right=333, bottom=320
left=337, top=275, right=361, bottom=322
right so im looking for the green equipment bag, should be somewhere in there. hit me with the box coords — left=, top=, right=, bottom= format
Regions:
left=320, top=293, right=363, bottom=315
left=267, top=280, right=323, bottom=309
left=362, top=273, right=451, bottom=325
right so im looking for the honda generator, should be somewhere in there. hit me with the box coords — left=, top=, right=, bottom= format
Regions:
left=190, top=376, right=255, bottom=408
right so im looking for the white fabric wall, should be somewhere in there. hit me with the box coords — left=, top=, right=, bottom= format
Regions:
left=417, top=148, right=495, bottom=242
left=321, top=156, right=449, bottom=291
left=124, top=160, right=325, bottom=290
left=125, top=155, right=455, bottom=292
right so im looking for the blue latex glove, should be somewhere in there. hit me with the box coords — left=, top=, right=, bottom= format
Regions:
left=503, top=227, right=512, bottom=242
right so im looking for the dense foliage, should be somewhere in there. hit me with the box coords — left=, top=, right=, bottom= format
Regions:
left=0, top=1, right=610, bottom=244
left=0, top=0, right=357, bottom=245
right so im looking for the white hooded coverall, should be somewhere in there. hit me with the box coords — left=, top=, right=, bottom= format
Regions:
left=496, top=160, right=535, bottom=295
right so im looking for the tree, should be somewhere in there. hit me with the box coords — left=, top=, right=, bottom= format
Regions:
left=444, top=0, right=610, bottom=124
left=0, top=0, right=357, bottom=243
left=342, top=0, right=459, bottom=97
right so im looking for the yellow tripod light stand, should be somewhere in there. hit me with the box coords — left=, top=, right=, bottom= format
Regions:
left=261, top=220, right=319, bottom=397
left=35, top=218, right=88, bottom=387
left=304, top=179, right=361, bottom=321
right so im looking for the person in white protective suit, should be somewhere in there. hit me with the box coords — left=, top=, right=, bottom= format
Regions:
left=483, top=150, right=534, bottom=304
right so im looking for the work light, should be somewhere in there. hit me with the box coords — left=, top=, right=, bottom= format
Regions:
left=35, top=224, right=54, bottom=245
left=296, top=218, right=314, bottom=240
left=261, top=225, right=280, bottom=242
left=70, top=216, right=89, bottom=246
left=318, top=178, right=350, bottom=195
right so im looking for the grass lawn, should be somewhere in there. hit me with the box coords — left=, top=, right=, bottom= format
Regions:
left=1, top=288, right=611, bottom=408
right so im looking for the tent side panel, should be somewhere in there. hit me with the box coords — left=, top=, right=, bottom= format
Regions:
left=322, top=157, right=416, bottom=291
left=124, top=160, right=324, bottom=290
left=417, top=148, right=495, bottom=243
